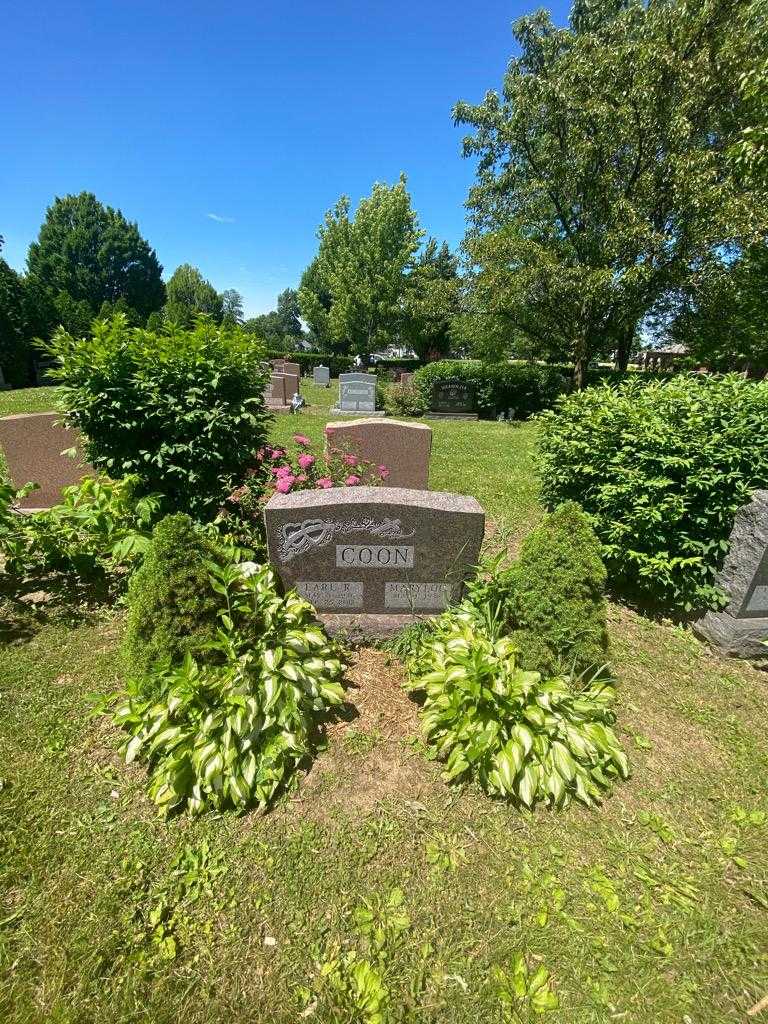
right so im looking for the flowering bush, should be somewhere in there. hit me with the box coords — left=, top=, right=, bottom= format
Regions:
left=221, top=435, right=390, bottom=539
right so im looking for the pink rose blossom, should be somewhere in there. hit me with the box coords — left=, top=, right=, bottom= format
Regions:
left=275, top=464, right=293, bottom=477
left=298, top=453, right=315, bottom=470
left=255, top=447, right=266, bottom=461
left=378, top=465, right=390, bottom=480
left=316, top=477, right=333, bottom=488
left=342, top=453, right=358, bottom=466
left=296, top=473, right=308, bottom=483
left=345, top=474, right=361, bottom=486
left=270, top=448, right=285, bottom=461
left=293, top=434, right=311, bottom=447
left=275, top=475, right=295, bottom=493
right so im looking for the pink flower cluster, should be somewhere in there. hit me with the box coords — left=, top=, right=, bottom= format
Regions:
left=247, top=435, right=390, bottom=502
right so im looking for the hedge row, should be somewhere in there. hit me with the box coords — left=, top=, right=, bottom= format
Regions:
left=412, top=360, right=571, bottom=418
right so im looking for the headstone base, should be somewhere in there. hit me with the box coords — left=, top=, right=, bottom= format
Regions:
left=425, top=412, right=479, bottom=421
left=329, top=407, right=387, bottom=417
left=693, top=612, right=768, bottom=661
left=318, top=611, right=437, bottom=640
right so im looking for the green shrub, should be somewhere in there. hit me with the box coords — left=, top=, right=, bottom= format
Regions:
left=509, top=503, right=609, bottom=676
left=413, top=360, right=569, bottom=419
left=0, top=474, right=160, bottom=594
left=382, top=381, right=425, bottom=417
left=115, top=559, right=346, bottom=815
left=123, top=514, right=227, bottom=683
left=405, top=600, right=628, bottom=809
left=46, top=315, right=271, bottom=517
left=539, top=374, right=768, bottom=613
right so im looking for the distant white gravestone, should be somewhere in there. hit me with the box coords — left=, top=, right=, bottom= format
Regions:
left=313, top=365, right=330, bottom=387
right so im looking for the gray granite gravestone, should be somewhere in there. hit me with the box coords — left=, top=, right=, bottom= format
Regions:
left=0, top=412, right=93, bottom=510
left=264, top=485, right=484, bottom=635
left=426, top=378, right=478, bottom=420
left=694, top=490, right=768, bottom=659
left=313, top=365, right=330, bottom=387
left=325, top=418, right=432, bottom=490
left=332, top=372, right=384, bottom=417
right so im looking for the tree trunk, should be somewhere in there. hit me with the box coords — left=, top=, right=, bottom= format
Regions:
left=614, top=323, right=637, bottom=372
left=572, top=354, right=586, bottom=390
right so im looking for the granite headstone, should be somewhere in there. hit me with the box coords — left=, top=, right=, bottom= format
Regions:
left=332, top=372, right=383, bottom=417
left=0, top=412, right=93, bottom=510
left=313, top=365, right=330, bottom=387
left=695, top=490, right=768, bottom=659
left=325, top=418, right=432, bottom=490
left=264, top=373, right=290, bottom=412
left=264, top=486, right=484, bottom=633
left=427, top=378, right=477, bottom=420
left=283, top=361, right=301, bottom=380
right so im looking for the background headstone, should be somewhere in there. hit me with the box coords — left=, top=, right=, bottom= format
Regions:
left=264, top=486, right=484, bottom=634
left=0, top=412, right=93, bottom=510
left=695, top=490, right=768, bottom=659
left=273, top=370, right=300, bottom=400
left=271, top=358, right=286, bottom=372
left=332, top=372, right=383, bottom=417
left=399, top=371, right=415, bottom=387
left=427, top=378, right=477, bottom=420
left=283, top=361, right=301, bottom=379
left=264, top=373, right=290, bottom=412
left=325, top=418, right=432, bottom=489
left=313, top=365, right=330, bottom=387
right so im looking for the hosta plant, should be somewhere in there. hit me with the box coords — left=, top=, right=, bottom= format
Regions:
left=114, top=560, right=346, bottom=815
left=405, top=602, right=629, bottom=809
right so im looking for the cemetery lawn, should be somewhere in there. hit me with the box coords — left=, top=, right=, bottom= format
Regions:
left=2, top=385, right=768, bottom=1023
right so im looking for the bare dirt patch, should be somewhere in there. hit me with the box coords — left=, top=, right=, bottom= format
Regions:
left=291, top=647, right=437, bottom=822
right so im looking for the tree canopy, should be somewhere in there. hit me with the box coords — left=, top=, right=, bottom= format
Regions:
left=165, top=264, right=223, bottom=326
left=298, top=176, right=423, bottom=355
left=0, top=236, right=31, bottom=386
left=402, top=239, right=460, bottom=360
left=26, top=191, right=165, bottom=337
left=454, top=0, right=768, bottom=384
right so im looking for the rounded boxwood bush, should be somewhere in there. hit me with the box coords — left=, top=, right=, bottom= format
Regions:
left=509, top=502, right=609, bottom=676
left=539, top=374, right=768, bottom=613
left=123, top=513, right=226, bottom=684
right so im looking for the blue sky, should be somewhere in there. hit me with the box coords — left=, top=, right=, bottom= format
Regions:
left=2, top=0, right=570, bottom=316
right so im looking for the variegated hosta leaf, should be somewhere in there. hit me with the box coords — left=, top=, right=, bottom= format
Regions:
left=406, top=604, right=629, bottom=812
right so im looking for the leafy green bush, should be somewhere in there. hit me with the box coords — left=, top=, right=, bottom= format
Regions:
left=413, top=360, right=569, bottom=419
left=539, top=374, right=768, bottom=613
left=405, top=601, right=628, bottom=809
left=46, top=315, right=271, bottom=517
left=123, top=514, right=228, bottom=683
left=0, top=475, right=160, bottom=593
left=115, top=559, right=346, bottom=815
left=509, top=502, right=609, bottom=676
left=381, top=381, right=426, bottom=417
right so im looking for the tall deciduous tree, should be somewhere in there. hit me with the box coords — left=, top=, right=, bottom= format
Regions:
left=455, top=0, right=768, bottom=386
left=221, top=289, right=244, bottom=326
left=402, top=239, right=460, bottom=360
left=298, top=257, right=333, bottom=349
left=26, top=192, right=165, bottom=336
left=165, top=264, right=223, bottom=326
left=0, top=236, right=32, bottom=386
left=298, top=176, right=423, bottom=356
left=666, top=244, right=768, bottom=373
left=276, top=288, right=302, bottom=338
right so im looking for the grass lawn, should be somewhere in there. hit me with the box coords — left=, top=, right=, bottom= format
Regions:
left=1, top=384, right=767, bottom=1023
